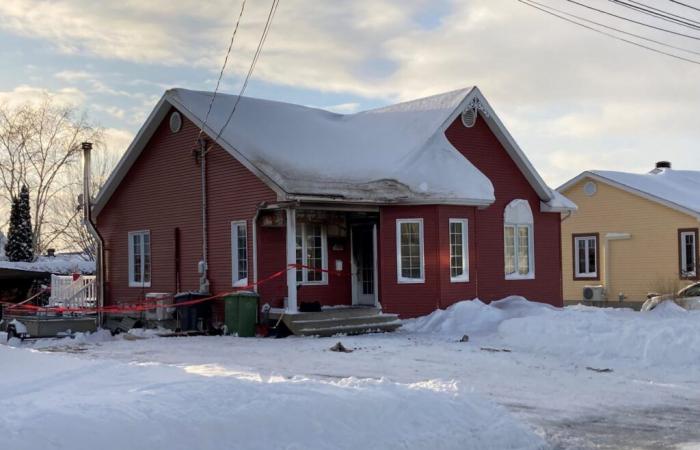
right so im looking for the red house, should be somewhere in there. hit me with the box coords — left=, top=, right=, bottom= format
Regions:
left=92, top=87, right=575, bottom=322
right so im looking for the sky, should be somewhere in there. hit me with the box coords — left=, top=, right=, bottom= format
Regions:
left=1, top=0, right=699, bottom=188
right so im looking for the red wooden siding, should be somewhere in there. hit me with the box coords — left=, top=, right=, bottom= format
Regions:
left=96, top=108, right=277, bottom=323
left=445, top=115, right=563, bottom=306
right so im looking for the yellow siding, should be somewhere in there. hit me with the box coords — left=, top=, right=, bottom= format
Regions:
left=561, top=177, right=699, bottom=302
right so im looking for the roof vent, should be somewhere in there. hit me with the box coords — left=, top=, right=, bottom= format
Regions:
left=461, top=108, right=477, bottom=128
left=656, top=161, right=671, bottom=169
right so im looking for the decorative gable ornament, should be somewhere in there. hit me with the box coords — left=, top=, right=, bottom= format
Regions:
left=461, top=97, right=490, bottom=128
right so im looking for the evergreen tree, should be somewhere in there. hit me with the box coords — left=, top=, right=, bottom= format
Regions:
left=5, top=185, right=34, bottom=262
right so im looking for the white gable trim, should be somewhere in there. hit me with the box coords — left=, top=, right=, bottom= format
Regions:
left=558, top=172, right=700, bottom=221
left=435, top=87, right=555, bottom=203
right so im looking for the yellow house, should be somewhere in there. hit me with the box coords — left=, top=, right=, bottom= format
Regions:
left=558, top=162, right=700, bottom=304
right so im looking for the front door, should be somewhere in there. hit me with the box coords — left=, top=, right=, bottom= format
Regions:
left=351, top=224, right=377, bottom=306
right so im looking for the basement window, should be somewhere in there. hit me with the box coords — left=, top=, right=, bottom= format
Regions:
left=396, top=219, right=424, bottom=283
left=128, top=230, right=151, bottom=287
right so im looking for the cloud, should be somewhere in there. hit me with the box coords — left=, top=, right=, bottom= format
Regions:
left=1, top=0, right=699, bottom=186
left=0, top=85, right=86, bottom=108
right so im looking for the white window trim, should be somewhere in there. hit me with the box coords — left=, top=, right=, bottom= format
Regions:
left=449, top=218, right=469, bottom=283
left=396, top=218, right=425, bottom=284
left=297, top=223, right=329, bottom=286
left=574, top=235, right=598, bottom=278
left=505, top=223, right=535, bottom=280
left=128, top=230, right=151, bottom=288
left=680, top=230, right=697, bottom=278
left=231, top=220, right=248, bottom=287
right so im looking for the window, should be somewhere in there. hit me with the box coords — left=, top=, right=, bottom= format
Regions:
left=231, top=221, right=248, bottom=287
left=449, top=219, right=469, bottom=282
left=296, top=223, right=328, bottom=284
left=128, top=231, right=151, bottom=287
left=504, top=200, right=534, bottom=279
left=679, top=229, right=698, bottom=279
left=573, top=234, right=598, bottom=279
left=396, top=219, right=424, bottom=283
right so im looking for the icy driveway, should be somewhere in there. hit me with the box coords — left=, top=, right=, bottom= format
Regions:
left=3, top=298, right=700, bottom=449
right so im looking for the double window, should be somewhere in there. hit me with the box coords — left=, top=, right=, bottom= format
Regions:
left=504, top=200, right=534, bottom=279
left=231, top=221, right=248, bottom=287
left=573, top=234, right=598, bottom=279
left=396, top=219, right=424, bottom=283
left=449, top=219, right=469, bottom=282
left=296, top=223, right=328, bottom=284
left=128, top=230, right=151, bottom=287
left=679, top=228, right=698, bottom=279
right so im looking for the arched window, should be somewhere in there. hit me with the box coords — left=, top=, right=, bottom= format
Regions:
left=504, top=200, right=534, bottom=279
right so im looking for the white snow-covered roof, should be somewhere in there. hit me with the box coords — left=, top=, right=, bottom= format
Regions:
left=169, top=87, right=495, bottom=204
left=559, top=168, right=700, bottom=219
left=94, top=86, right=573, bottom=214
left=0, top=254, right=95, bottom=275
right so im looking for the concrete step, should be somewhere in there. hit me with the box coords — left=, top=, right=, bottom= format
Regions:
left=280, top=310, right=401, bottom=337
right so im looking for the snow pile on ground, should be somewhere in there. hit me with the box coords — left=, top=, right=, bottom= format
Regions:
left=405, top=297, right=700, bottom=369
left=0, top=345, right=547, bottom=450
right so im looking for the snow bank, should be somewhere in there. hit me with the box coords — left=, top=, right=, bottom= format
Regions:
left=406, top=297, right=700, bottom=369
left=403, top=296, right=556, bottom=336
left=0, top=346, right=547, bottom=450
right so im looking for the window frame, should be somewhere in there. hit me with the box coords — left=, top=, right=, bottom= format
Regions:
left=572, top=233, right=600, bottom=281
left=678, top=228, right=699, bottom=280
left=449, top=218, right=469, bottom=283
left=128, top=230, right=151, bottom=288
left=231, top=220, right=248, bottom=287
left=504, top=223, right=535, bottom=280
left=396, top=218, right=425, bottom=284
left=296, top=222, right=328, bottom=285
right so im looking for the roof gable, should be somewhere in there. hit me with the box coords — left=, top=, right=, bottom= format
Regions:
left=558, top=169, right=700, bottom=220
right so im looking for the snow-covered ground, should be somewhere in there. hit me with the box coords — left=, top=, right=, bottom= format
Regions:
left=2, top=297, right=700, bottom=450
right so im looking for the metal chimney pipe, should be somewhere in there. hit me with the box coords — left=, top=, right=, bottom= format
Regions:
left=82, top=142, right=105, bottom=324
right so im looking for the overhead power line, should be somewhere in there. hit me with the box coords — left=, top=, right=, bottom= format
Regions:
left=198, top=0, right=248, bottom=141
left=563, top=0, right=700, bottom=41
left=670, top=0, right=700, bottom=14
left=524, top=0, right=700, bottom=57
left=518, top=0, right=700, bottom=65
left=627, top=0, right=700, bottom=26
left=213, top=0, right=280, bottom=144
left=609, top=0, right=700, bottom=31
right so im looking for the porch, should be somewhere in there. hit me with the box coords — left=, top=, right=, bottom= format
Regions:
left=256, top=204, right=401, bottom=335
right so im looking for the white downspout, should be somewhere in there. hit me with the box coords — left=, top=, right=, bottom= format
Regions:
left=603, top=232, right=631, bottom=300
left=285, top=207, right=297, bottom=313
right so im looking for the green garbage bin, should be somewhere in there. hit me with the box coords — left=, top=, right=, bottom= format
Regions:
left=224, top=292, right=259, bottom=337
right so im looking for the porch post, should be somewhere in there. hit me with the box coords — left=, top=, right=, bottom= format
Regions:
left=285, top=208, right=298, bottom=313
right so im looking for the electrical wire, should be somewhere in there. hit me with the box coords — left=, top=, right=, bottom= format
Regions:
left=670, top=0, right=700, bottom=14
left=519, top=0, right=700, bottom=65
left=525, top=0, right=700, bottom=57
left=609, top=0, right=700, bottom=30
left=212, top=0, right=279, bottom=145
left=627, top=0, right=700, bottom=25
left=563, top=0, right=700, bottom=40
left=197, top=0, right=248, bottom=141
